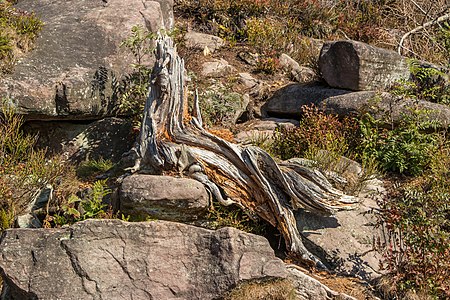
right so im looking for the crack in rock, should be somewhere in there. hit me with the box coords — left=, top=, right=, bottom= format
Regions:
left=60, top=241, right=102, bottom=299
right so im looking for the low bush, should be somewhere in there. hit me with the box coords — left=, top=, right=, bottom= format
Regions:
left=0, top=0, right=43, bottom=74
left=358, top=110, right=441, bottom=176
left=391, top=61, right=450, bottom=105
left=375, top=144, right=450, bottom=299
left=199, top=84, right=244, bottom=127
left=51, top=179, right=113, bottom=226
left=0, top=101, right=78, bottom=232
left=270, top=105, right=358, bottom=165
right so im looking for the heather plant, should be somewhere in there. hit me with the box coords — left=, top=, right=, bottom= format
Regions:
left=375, top=143, right=450, bottom=299
left=0, top=101, right=78, bottom=232
left=0, top=0, right=43, bottom=73
left=270, top=105, right=358, bottom=164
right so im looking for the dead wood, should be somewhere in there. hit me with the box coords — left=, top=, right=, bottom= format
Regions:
left=126, top=36, right=357, bottom=267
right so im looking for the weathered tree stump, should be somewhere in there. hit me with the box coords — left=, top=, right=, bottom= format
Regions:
left=127, top=36, right=356, bottom=266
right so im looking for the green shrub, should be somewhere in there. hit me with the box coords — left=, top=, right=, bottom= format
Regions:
left=358, top=110, right=440, bottom=176
left=118, top=25, right=155, bottom=120
left=0, top=208, right=14, bottom=231
left=76, top=157, right=114, bottom=180
left=56, top=179, right=112, bottom=225
left=0, top=32, right=12, bottom=59
left=199, top=85, right=244, bottom=127
left=391, top=60, right=450, bottom=105
left=439, top=22, right=450, bottom=62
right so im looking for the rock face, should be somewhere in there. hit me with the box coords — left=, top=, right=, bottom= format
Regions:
left=0, top=0, right=173, bottom=120
left=319, top=40, right=410, bottom=91
left=0, top=219, right=287, bottom=300
left=25, top=117, right=136, bottom=162
left=296, top=184, right=385, bottom=281
left=263, top=84, right=450, bottom=129
left=119, top=175, right=210, bottom=222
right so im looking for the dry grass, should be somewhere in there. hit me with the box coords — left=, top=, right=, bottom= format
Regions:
left=317, top=273, right=376, bottom=300
left=176, top=0, right=450, bottom=66
left=223, top=279, right=296, bottom=300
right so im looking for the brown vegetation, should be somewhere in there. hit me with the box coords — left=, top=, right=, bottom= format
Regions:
left=223, top=279, right=296, bottom=300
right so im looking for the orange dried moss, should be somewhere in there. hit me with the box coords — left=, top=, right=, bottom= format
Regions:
left=207, top=128, right=235, bottom=142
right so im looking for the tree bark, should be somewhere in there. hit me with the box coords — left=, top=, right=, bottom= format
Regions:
left=127, top=36, right=357, bottom=266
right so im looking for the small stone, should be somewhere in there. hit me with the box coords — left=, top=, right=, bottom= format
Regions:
left=235, top=118, right=299, bottom=144
left=184, top=31, right=225, bottom=53
left=201, top=59, right=235, bottom=77
left=238, top=72, right=259, bottom=89
left=16, top=213, right=42, bottom=228
left=279, top=54, right=317, bottom=83
left=238, top=51, right=259, bottom=66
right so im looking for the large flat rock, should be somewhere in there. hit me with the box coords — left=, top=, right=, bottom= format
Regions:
left=321, top=90, right=450, bottom=129
left=263, top=84, right=450, bottom=129
left=261, top=84, right=350, bottom=118
left=0, top=219, right=287, bottom=300
left=0, top=0, right=172, bottom=121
